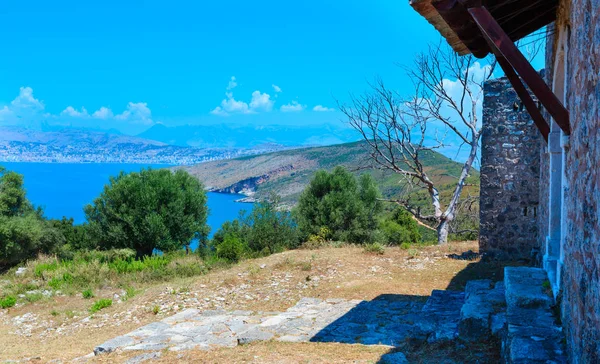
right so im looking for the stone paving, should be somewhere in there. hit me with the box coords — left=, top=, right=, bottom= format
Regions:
left=94, top=293, right=466, bottom=356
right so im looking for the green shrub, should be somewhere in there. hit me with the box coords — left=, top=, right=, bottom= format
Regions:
left=0, top=295, right=17, bottom=309
left=82, top=289, right=94, bottom=299
left=399, top=242, right=411, bottom=250
left=380, top=208, right=421, bottom=246
left=85, top=169, right=210, bottom=257
left=363, top=242, right=385, bottom=255
left=216, top=234, right=245, bottom=263
left=295, top=167, right=382, bottom=244
left=89, top=298, right=112, bottom=313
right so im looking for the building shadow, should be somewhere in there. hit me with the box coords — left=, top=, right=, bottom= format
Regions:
left=307, top=249, right=516, bottom=363
left=309, top=294, right=428, bottom=347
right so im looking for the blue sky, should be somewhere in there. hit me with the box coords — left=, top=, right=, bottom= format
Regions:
left=0, top=0, right=443, bottom=134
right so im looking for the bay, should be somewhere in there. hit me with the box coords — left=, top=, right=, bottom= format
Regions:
left=0, top=163, right=251, bottom=248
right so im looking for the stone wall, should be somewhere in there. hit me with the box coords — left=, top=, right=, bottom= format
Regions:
left=479, top=77, right=542, bottom=259
left=548, top=0, right=600, bottom=361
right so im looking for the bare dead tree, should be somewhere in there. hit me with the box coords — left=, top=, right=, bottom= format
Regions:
left=339, top=43, right=494, bottom=244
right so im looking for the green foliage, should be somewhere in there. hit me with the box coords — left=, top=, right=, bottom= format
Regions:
left=85, top=168, right=210, bottom=257
left=216, top=233, right=245, bottom=263
left=211, top=195, right=298, bottom=261
left=244, top=196, right=298, bottom=255
left=89, top=298, right=112, bottom=313
left=0, top=167, right=31, bottom=217
left=363, top=242, right=385, bottom=255
left=82, top=289, right=94, bottom=299
left=379, top=208, right=421, bottom=246
left=48, top=218, right=93, bottom=251
left=0, top=295, right=16, bottom=309
left=0, top=167, right=65, bottom=269
left=295, top=167, right=383, bottom=244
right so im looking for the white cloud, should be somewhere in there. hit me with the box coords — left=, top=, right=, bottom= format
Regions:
left=227, top=76, right=238, bottom=91
left=92, top=106, right=114, bottom=119
left=211, top=78, right=275, bottom=116
left=61, top=106, right=89, bottom=118
left=272, top=84, right=282, bottom=93
left=249, top=91, right=274, bottom=112
left=280, top=100, right=305, bottom=112
left=115, top=102, right=153, bottom=124
left=11, top=87, right=44, bottom=111
left=313, top=105, right=335, bottom=112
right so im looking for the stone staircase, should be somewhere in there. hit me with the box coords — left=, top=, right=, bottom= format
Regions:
left=92, top=267, right=566, bottom=363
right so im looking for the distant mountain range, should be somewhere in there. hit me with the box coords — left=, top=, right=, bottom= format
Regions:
left=0, top=123, right=360, bottom=164
left=0, top=127, right=285, bottom=164
left=137, top=123, right=360, bottom=148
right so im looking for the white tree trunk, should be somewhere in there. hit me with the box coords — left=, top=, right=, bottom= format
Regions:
left=437, top=218, right=450, bottom=245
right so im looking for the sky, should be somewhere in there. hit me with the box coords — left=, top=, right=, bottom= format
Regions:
left=0, top=0, right=546, bottom=163
left=0, top=0, right=445, bottom=133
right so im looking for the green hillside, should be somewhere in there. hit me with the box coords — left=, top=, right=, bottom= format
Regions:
left=178, top=141, right=479, bottom=213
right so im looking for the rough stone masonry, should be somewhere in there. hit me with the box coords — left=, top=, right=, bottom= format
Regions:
left=479, top=77, right=542, bottom=259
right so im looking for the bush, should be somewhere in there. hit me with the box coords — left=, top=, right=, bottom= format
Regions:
left=89, top=298, right=112, bottom=313
left=0, top=295, right=17, bottom=309
left=245, top=196, right=298, bottom=255
left=211, top=195, right=298, bottom=259
left=82, top=289, right=94, bottom=299
left=363, top=242, right=385, bottom=255
left=0, top=167, right=66, bottom=269
left=216, top=233, right=246, bottom=263
left=85, top=169, right=210, bottom=257
left=295, top=167, right=382, bottom=244
left=380, top=208, right=422, bottom=245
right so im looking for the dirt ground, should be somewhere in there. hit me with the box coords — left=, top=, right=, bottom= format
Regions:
left=0, top=241, right=509, bottom=363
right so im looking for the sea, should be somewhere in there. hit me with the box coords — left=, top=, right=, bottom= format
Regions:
left=1, top=163, right=252, bottom=249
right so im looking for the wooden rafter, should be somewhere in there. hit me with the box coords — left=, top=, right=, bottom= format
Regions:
left=467, top=6, right=571, bottom=136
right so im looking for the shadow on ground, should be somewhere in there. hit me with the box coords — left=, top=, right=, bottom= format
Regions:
left=308, top=251, right=509, bottom=363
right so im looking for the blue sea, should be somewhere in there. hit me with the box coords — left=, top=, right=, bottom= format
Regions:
left=1, top=163, right=252, bottom=248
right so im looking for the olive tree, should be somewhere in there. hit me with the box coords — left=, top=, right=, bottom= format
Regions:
left=85, top=168, right=209, bottom=257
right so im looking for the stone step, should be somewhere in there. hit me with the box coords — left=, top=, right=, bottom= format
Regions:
left=458, top=279, right=507, bottom=341
left=502, top=267, right=566, bottom=364
left=417, top=289, right=465, bottom=343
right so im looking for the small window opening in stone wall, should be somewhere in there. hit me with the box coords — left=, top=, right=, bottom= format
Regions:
left=523, top=207, right=528, bottom=216
left=533, top=207, right=538, bottom=217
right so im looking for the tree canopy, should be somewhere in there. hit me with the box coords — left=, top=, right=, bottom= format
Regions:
left=85, top=168, right=209, bottom=257
left=294, top=166, right=382, bottom=244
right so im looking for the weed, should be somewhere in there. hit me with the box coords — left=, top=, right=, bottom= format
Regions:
left=152, top=305, right=160, bottom=315
left=363, top=243, right=385, bottom=255
left=24, top=292, right=44, bottom=303
left=300, top=261, right=312, bottom=271
left=407, top=248, right=419, bottom=258
left=50, top=310, right=60, bottom=316
left=82, top=289, right=94, bottom=299
left=122, top=286, right=137, bottom=301
left=247, top=265, right=261, bottom=277
left=0, top=296, right=17, bottom=309
left=89, top=298, right=112, bottom=313
left=399, top=242, right=411, bottom=250
left=48, top=277, right=62, bottom=290
left=65, top=310, right=76, bottom=319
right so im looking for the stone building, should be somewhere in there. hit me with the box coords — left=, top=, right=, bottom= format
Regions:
left=479, top=77, right=542, bottom=259
left=411, top=0, right=599, bottom=361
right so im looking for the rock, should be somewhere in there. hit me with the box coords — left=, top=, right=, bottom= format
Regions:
left=379, top=352, right=409, bottom=364
left=126, top=351, right=161, bottom=364
left=260, top=264, right=266, bottom=269
left=15, top=267, right=27, bottom=276
left=94, top=335, right=136, bottom=355
left=237, top=328, right=275, bottom=345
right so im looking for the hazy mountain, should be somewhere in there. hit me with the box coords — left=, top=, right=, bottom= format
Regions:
left=137, top=123, right=360, bottom=148
left=0, top=127, right=285, bottom=164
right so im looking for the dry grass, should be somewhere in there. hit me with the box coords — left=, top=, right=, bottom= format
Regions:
left=0, top=241, right=508, bottom=363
